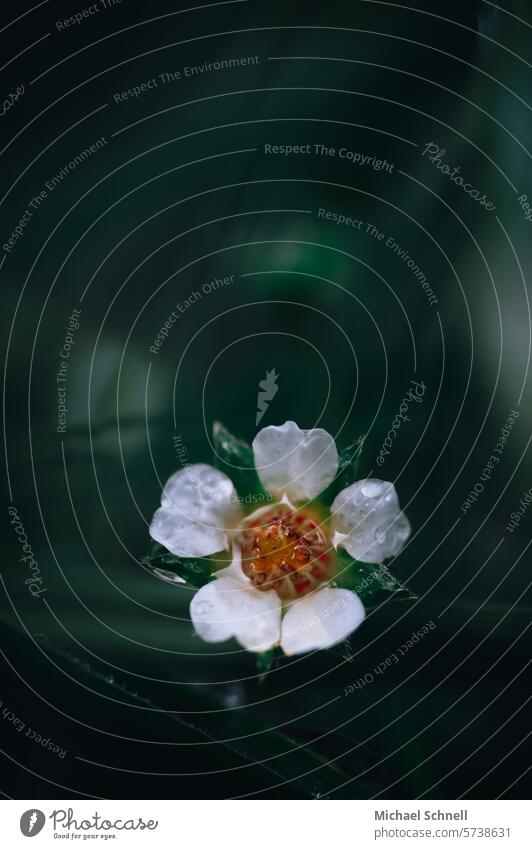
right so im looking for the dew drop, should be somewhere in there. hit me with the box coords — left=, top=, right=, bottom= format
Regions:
left=195, top=600, right=213, bottom=616
left=220, top=686, right=243, bottom=708
left=153, top=567, right=186, bottom=585
left=361, top=480, right=385, bottom=498
left=200, top=469, right=217, bottom=487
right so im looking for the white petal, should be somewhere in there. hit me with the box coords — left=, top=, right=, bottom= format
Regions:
left=190, top=549, right=282, bottom=652
left=214, top=544, right=251, bottom=585
left=231, top=589, right=282, bottom=653
left=331, top=479, right=411, bottom=562
left=280, top=588, right=365, bottom=655
left=190, top=577, right=238, bottom=643
left=150, top=463, right=242, bottom=557
left=252, top=421, right=338, bottom=502
left=150, top=507, right=224, bottom=559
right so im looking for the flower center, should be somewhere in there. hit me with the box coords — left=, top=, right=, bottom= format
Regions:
left=238, top=504, right=334, bottom=600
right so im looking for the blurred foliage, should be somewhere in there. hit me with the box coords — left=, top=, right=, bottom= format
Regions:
left=1, top=0, right=531, bottom=798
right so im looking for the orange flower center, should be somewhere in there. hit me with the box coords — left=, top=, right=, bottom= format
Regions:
left=238, top=504, right=334, bottom=600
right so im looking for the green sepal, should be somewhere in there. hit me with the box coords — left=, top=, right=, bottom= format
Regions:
left=317, top=434, right=366, bottom=506
left=143, top=544, right=213, bottom=588
left=212, top=421, right=269, bottom=501
left=256, top=646, right=280, bottom=682
left=334, top=549, right=416, bottom=608
left=325, top=639, right=358, bottom=663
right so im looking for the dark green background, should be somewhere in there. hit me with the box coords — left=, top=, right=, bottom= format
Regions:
left=1, top=0, right=530, bottom=798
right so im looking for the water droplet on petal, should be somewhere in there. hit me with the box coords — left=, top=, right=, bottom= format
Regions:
left=361, top=480, right=385, bottom=498
left=200, top=469, right=217, bottom=486
left=394, top=514, right=411, bottom=541
left=195, top=600, right=214, bottom=616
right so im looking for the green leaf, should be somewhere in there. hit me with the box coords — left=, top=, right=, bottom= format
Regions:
left=143, top=546, right=213, bottom=588
left=334, top=550, right=416, bottom=608
left=287, top=727, right=382, bottom=798
left=0, top=618, right=383, bottom=799
left=318, top=434, right=366, bottom=505
left=212, top=421, right=269, bottom=501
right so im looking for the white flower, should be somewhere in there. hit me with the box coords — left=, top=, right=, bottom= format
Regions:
left=150, top=421, right=411, bottom=655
